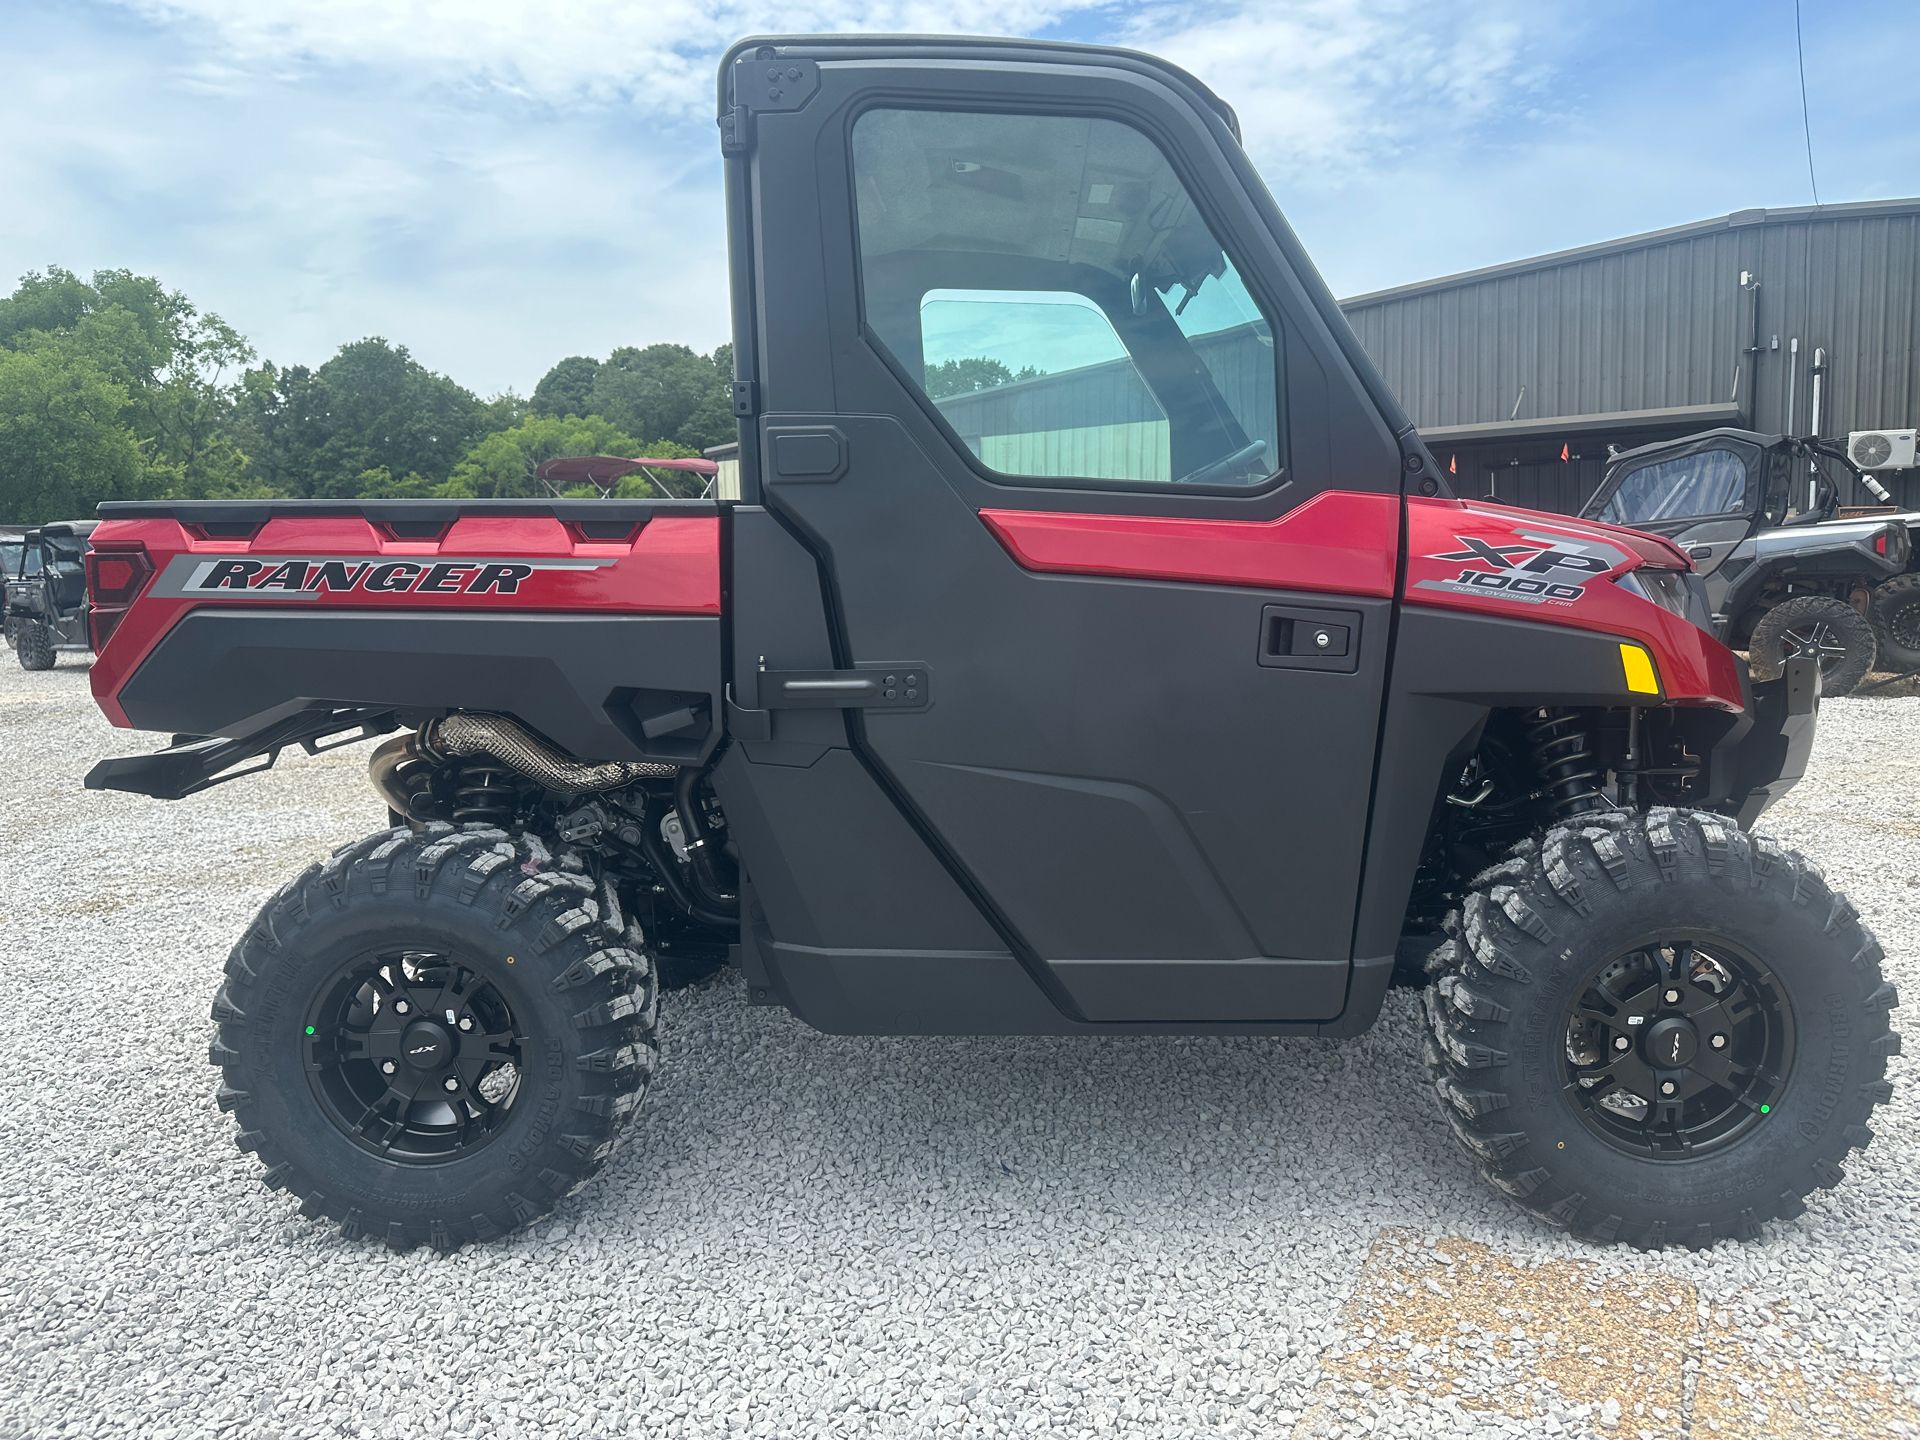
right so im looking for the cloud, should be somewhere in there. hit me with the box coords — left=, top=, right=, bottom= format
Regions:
left=9, top=0, right=1915, bottom=399
left=102, top=0, right=1115, bottom=115
left=1119, top=0, right=1577, bottom=183
left=0, top=7, right=735, bottom=395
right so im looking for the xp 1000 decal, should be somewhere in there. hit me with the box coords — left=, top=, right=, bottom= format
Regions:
left=1415, top=528, right=1631, bottom=608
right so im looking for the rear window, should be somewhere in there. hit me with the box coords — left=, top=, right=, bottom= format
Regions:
left=1598, top=448, right=1750, bottom=525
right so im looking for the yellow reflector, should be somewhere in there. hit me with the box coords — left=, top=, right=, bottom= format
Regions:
left=1620, top=643, right=1659, bottom=695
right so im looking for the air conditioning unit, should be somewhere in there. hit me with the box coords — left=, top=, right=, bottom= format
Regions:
left=1848, top=428, right=1917, bottom=471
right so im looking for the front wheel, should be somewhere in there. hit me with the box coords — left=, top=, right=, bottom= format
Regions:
left=15, top=619, right=54, bottom=670
left=1747, top=594, right=1875, bottom=696
left=210, top=825, right=658, bottom=1248
left=1424, top=809, right=1897, bottom=1248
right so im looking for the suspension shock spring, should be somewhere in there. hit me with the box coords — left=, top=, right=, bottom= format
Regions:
left=1525, top=708, right=1603, bottom=816
left=451, top=758, right=519, bottom=827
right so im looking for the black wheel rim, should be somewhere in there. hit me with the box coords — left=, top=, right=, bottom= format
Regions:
left=1562, top=940, right=1794, bottom=1158
left=1779, top=620, right=1852, bottom=681
left=304, top=950, right=527, bottom=1165
left=1890, top=600, right=1920, bottom=651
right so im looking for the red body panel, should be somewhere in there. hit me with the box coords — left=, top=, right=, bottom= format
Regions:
left=981, top=490, right=1742, bottom=710
left=980, top=490, right=1401, bottom=598
left=89, top=513, right=721, bottom=727
left=1404, top=496, right=1744, bottom=708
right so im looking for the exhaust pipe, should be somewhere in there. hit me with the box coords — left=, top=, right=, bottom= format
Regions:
left=368, top=713, right=676, bottom=814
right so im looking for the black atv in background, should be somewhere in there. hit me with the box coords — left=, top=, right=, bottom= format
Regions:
left=4, top=521, right=97, bottom=671
left=1582, top=430, right=1910, bottom=695
left=0, top=529, right=24, bottom=632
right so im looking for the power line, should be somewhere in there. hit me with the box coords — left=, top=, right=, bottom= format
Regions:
left=1794, top=0, right=1821, bottom=204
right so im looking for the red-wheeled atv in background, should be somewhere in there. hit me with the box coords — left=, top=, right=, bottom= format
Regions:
left=82, top=35, right=1896, bottom=1252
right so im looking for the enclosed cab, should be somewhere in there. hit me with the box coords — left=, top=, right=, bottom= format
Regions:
left=77, top=36, right=1895, bottom=1255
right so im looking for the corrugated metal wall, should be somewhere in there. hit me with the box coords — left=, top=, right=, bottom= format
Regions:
left=1340, top=201, right=1920, bottom=504
left=934, top=324, right=1276, bottom=483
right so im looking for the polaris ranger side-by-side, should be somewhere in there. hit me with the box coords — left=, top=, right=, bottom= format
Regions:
left=1582, top=430, right=1911, bottom=695
left=82, top=36, right=1895, bottom=1252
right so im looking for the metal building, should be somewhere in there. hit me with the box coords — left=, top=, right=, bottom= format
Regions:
left=1341, top=197, right=1920, bottom=513
left=932, top=323, right=1276, bottom=484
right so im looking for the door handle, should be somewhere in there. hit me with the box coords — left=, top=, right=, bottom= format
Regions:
left=1688, top=545, right=1715, bottom=560
left=757, top=662, right=932, bottom=710
left=1258, top=604, right=1361, bottom=673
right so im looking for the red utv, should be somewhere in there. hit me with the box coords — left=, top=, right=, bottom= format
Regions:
left=80, top=36, right=1895, bottom=1251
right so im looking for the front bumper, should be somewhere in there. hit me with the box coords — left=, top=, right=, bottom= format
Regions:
left=1711, top=653, right=1820, bottom=828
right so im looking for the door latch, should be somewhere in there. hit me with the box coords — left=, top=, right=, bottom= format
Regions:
left=1257, top=604, right=1361, bottom=673
left=756, top=662, right=931, bottom=710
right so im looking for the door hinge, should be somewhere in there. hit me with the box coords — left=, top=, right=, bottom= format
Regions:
left=757, top=662, right=930, bottom=711
left=718, top=105, right=753, bottom=156
left=730, top=380, right=758, bottom=417
left=720, top=55, right=821, bottom=156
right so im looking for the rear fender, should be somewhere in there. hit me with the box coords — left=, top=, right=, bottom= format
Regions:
left=1722, top=522, right=1906, bottom=626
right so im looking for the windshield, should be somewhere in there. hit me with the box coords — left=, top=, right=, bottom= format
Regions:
left=1598, top=448, right=1751, bottom=525
left=0, top=542, right=20, bottom=578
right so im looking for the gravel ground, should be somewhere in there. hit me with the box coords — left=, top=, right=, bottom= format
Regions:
left=1, top=655, right=1916, bottom=1440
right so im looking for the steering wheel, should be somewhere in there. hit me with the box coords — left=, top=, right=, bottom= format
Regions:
left=1178, top=439, right=1269, bottom=487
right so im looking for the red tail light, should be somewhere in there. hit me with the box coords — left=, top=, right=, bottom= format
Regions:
left=85, top=543, right=155, bottom=653
left=1874, top=529, right=1890, bottom=557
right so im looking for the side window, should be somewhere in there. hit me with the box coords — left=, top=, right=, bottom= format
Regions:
left=851, top=107, right=1283, bottom=489
left=1598, top=449, right=1751, bottom=525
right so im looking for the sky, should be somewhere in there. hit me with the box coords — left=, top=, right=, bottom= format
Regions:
left=4, top=0, right=1916, bottom=399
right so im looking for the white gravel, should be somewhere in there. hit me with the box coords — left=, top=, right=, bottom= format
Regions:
left=1, top=655, right=1915, bottom=1439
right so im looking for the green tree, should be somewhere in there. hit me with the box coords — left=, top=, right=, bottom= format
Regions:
left=923, top=356, right=1041, bottom=399
left=481, top=390, right=529, bottom=432
left=233, top=361, right=330, bottom=497
left=350, top=466, right=441, bottom=498
left=530, top=356, right=601, bottom=418
left=444, top=413, right=661, bottom=499
left=586, top=343, right=734, bottom=452
left=233, top=338, right=487, bottom=497
left=305, top=338, right=486, bottom=496
left=0, top=266, right=256, bottom=500
left=0, top=347, right=147, bottom=523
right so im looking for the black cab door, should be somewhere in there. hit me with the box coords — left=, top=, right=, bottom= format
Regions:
left=720, top=38, right=1413, bottom=1028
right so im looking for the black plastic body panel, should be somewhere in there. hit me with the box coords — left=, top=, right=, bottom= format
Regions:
left=1351, top=606, right=1688, bottom=959
left=116, top=610, right=722, bottom=765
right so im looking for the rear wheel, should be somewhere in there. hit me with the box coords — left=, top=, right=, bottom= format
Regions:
left=1424, top=809, right=1897, bottom=1248
left=16, top=619, right=54, bottom=671
left=1869, top=573, right=1920, bottom=675
left=1747, top=594, right=1874, bottom=696
left=210, top=825, right=657, bottom=1248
